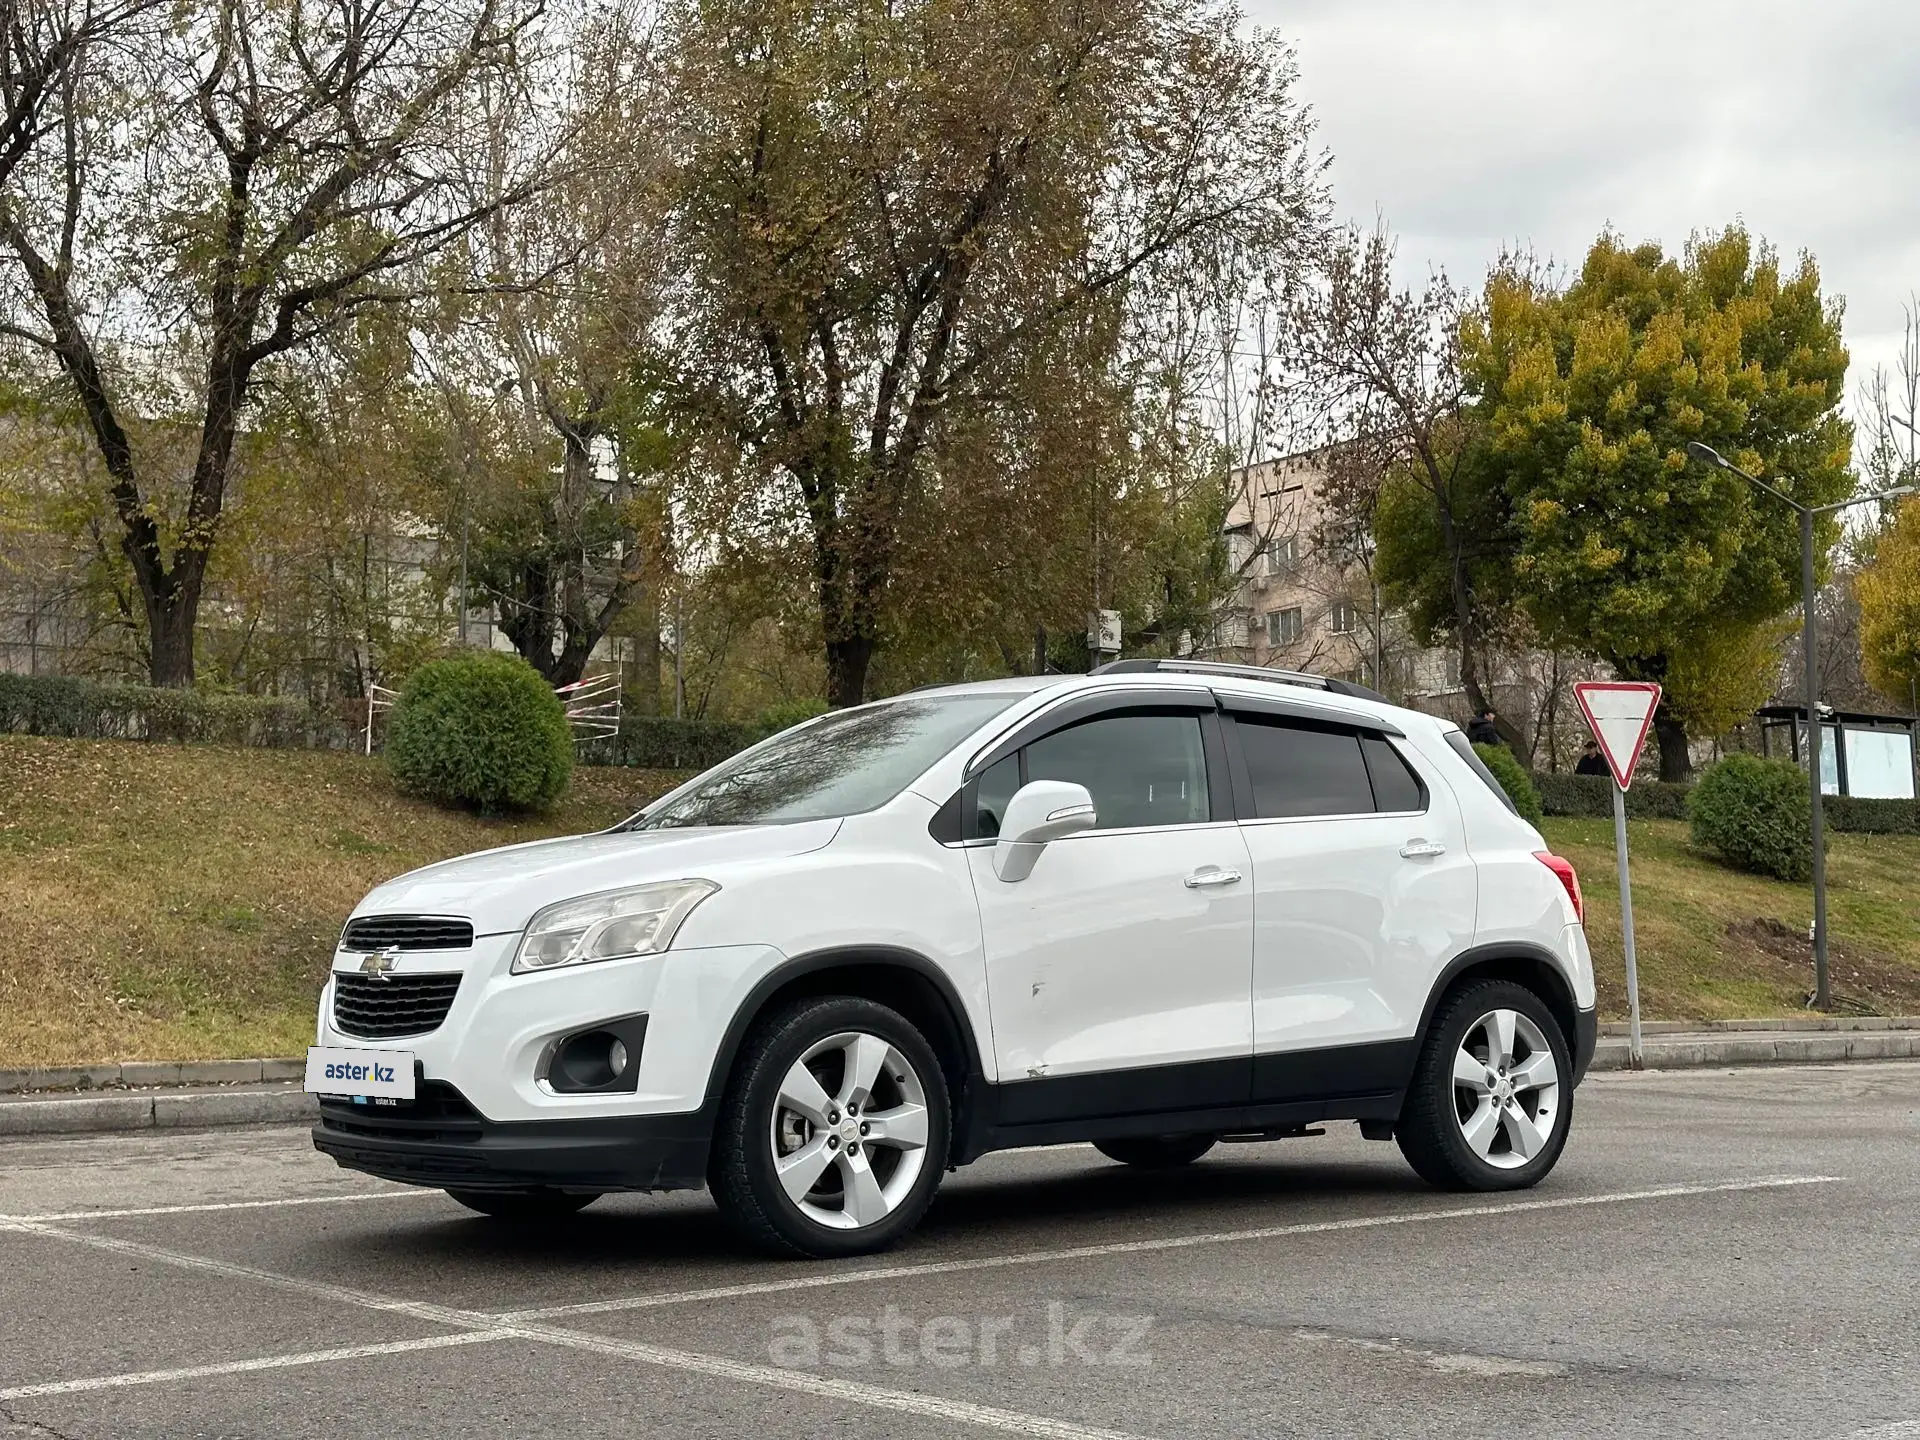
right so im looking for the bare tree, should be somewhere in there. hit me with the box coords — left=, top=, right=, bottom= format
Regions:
left=664, top=0, right=1325, bottom=705
left=1291, top=223, right=1526, bottom=747
left=0, top=0, right=569, bottom=686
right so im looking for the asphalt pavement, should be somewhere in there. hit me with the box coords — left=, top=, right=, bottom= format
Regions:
left=1, top=1062, right=1917, bottom=1439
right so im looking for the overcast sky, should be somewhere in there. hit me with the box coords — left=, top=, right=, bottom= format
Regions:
left=1249, top=0, right=1920, bottom=406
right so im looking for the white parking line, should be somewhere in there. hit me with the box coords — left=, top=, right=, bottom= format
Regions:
left=500, top=1174, right=1844, bottom=1320
left=0, top=1174, right=1844, bottom=1440
left=0, top=1217, right=1149, bottom=1438
left=0, top=1333, right=507, bottom=1401
left=2, top=1189, right=440, bottom=1224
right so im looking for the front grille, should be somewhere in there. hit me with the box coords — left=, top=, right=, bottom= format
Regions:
left=332, top=971, right=463, bottom=1039
left=340, top=915, right=473, bottom=952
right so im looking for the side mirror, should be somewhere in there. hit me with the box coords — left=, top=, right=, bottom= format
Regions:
left=992, top=780, right=1097, bottom=882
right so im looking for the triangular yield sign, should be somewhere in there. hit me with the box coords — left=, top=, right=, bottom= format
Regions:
left=1573, top=682, right=1662, bottom=790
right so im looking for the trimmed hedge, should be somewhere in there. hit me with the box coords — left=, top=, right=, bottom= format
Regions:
left=386, top=652, right=573, bottom=812
left=0, top=672, right=347, bottom=748
left=1472, top=741, right=1545, bottom=828
left=595, top=716, right=763, bottom=772
left=1532, top=771, right=1692, bottom=821
left=1688, top=755, right=1813, bottom=881
left=1531, top=768, right=1920, bottom=835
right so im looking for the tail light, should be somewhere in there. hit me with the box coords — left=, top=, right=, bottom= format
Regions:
left=1534, top=851, right=1584, bottom=923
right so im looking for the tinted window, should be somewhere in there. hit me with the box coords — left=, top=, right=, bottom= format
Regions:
left=1361, top=735, right=1427, bottom=812
left=632, top=694, right=1018, bottom=828
left=1236, top=717, right=1375, bottom=818
left=1025, top=713, right=1209, bottom=830
left=975, top=754, right=1020, bottom=837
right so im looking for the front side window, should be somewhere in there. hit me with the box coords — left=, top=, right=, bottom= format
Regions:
left=1235, top=715, right=1376, bottom=818
left=631, top=694, right=1019, bottom=829
left=1024, top=713, right=1210, bottom=831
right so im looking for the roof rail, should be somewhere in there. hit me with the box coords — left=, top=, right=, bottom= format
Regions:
left=1088, top=657, right=1392, bottom=706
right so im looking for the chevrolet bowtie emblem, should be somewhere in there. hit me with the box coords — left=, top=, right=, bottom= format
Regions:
left=358, top=948, right=400, bottom=981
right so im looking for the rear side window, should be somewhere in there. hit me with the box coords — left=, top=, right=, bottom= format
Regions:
left=1445, top=730, right=1519, bottom=816
left=1361, top=735, right=1428, bottom=812
left=1234, top=716, right=1375, bottom=818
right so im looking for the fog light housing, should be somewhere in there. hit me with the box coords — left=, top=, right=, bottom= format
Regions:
left=544, top=1015, right=647, bottom=1095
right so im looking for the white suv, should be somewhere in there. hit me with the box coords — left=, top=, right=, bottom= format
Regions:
left=311, top=660, right=1596, bottom=1257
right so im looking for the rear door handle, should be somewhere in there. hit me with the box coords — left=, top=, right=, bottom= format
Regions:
left=1399, top=839, right=1447, bottom=859
left=1184, top=866, right=1243, bottom=889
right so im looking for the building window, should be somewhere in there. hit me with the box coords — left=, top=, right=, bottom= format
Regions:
left=1330, top=602, right=1361, bottom=635
left=1265, top=534, right=1300, bottom=573
left=1268, top=607, right=1303, bottom=646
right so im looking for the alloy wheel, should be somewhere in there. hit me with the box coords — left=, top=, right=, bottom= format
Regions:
left=768, top=1030, right=931, bottom=1230
left=1451, top=1007, right=1561, bottom=1170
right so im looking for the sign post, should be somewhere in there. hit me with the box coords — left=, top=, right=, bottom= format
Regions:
left=1573, top=681, right=1663, bottom=1069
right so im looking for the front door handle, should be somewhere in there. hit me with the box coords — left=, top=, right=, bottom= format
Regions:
left=1184, top=866, right=1243, bottom=888
left=1399, top=839, right=1447, bottom=859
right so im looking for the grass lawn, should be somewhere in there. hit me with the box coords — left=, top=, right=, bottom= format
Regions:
left=1542, top=816, right=1920, bottom=1021
left=0, top=736, right=673, bottom=1068
left=2, top=736, right=1916, bottom=1067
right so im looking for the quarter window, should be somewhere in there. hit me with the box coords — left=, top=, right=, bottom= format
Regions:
left=1361, top=735, right=1427, bottom=812
left=1024, top=713, right=1210, bottom=831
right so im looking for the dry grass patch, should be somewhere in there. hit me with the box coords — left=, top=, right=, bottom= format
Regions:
left=1541, top=817, right=1920, bottom=1022
left=0, top=736, right=678, bottom=1067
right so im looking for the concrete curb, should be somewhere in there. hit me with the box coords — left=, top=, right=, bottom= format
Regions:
left=0, top=1057, right=306, bottom=1095
left=1597, top=1017, right=1920, bottom=1037
left=1588, top=1030, right=1920, bottom=1072
left=0, top=1084, right=318, bottom=1137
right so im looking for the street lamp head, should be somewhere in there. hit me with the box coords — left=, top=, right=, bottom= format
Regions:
left=1686, top=441, right=1729, bottom=468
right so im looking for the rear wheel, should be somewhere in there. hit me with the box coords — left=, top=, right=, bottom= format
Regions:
left=444, top=1188, right=600, bottom=1221
left=1396, top=979, right=1571, bottom=1191
left=710, top=996, right=950, bottom=1258
left=1094, top=1135, right=1217, bottom=1169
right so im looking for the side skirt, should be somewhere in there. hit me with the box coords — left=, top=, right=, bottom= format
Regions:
left=953, top=1039, right=1417, bottom=1165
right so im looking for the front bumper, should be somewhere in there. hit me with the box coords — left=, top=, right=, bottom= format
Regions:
left=1572, top=1005, right=1598, bottom=1085
left=312, top=1083, right=713, bottom=1194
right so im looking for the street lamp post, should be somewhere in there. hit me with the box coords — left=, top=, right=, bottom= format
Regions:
left=1686, top=441, right=1917, bottom=1010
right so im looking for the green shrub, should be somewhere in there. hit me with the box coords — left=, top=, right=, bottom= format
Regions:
left=1823, top=794, right=1920, bottom=835
left=1532, top=770, right=1692, bottom=820
left=385, top=653, right=573, bottom=812
left=0, top=672, right=346, bottom=748
left=597, top=716, right=760, bottom=771
left=1688, top=754, right=1813, bottom=881
left=752, top=696, right=829, bottom=739
left=1472, top=741, right=1545, bottom=828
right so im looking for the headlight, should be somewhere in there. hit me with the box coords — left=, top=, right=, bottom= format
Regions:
left=511, top=879, right=719, bottom=974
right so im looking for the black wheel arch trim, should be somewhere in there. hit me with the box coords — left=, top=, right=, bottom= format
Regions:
left=701, top=945, right=988, bottom=1115
left=1417, top=942, right=1588, bottom=1070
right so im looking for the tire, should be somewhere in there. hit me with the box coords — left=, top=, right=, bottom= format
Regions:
left=1396, top=978, right=1573, bottom=1192
left=709, top=996, right=951, bottom=1259
left=445, top=1188, right=600, bottom=1220
left=1093, top=1135, right=1217, bottom=1169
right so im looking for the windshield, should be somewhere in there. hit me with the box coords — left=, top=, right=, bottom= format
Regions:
left=628, top=693, right=1021, bottom=829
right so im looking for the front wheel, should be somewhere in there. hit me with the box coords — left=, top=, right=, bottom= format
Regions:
left=1094, top=1135, right=1217, bottom=1169
left=445, top=1188, right=600, bottom=1220
left=710, top=996, right=951, bottom=1258
left=1396, top=979, right=1572, bottom=1191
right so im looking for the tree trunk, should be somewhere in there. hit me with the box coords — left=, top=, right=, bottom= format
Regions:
left=146, top=588, right=198, bottom=689
left=632, top=584, right=662, bottom=716
left=826, top=634, right=872, bottom=709
left=1654, top=708, right=1691, bottom=783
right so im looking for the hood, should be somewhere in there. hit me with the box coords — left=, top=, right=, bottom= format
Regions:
left=350, top=819, right=842, bottom=938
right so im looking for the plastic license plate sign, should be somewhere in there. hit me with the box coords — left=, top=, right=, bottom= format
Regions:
left=305, top=1046, right=416, bottom=1101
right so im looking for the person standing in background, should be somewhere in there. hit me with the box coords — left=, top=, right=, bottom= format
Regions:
left=1466, top=707, right=1500, bottom=747
left=1575, top=738, right=1609, bottom=776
